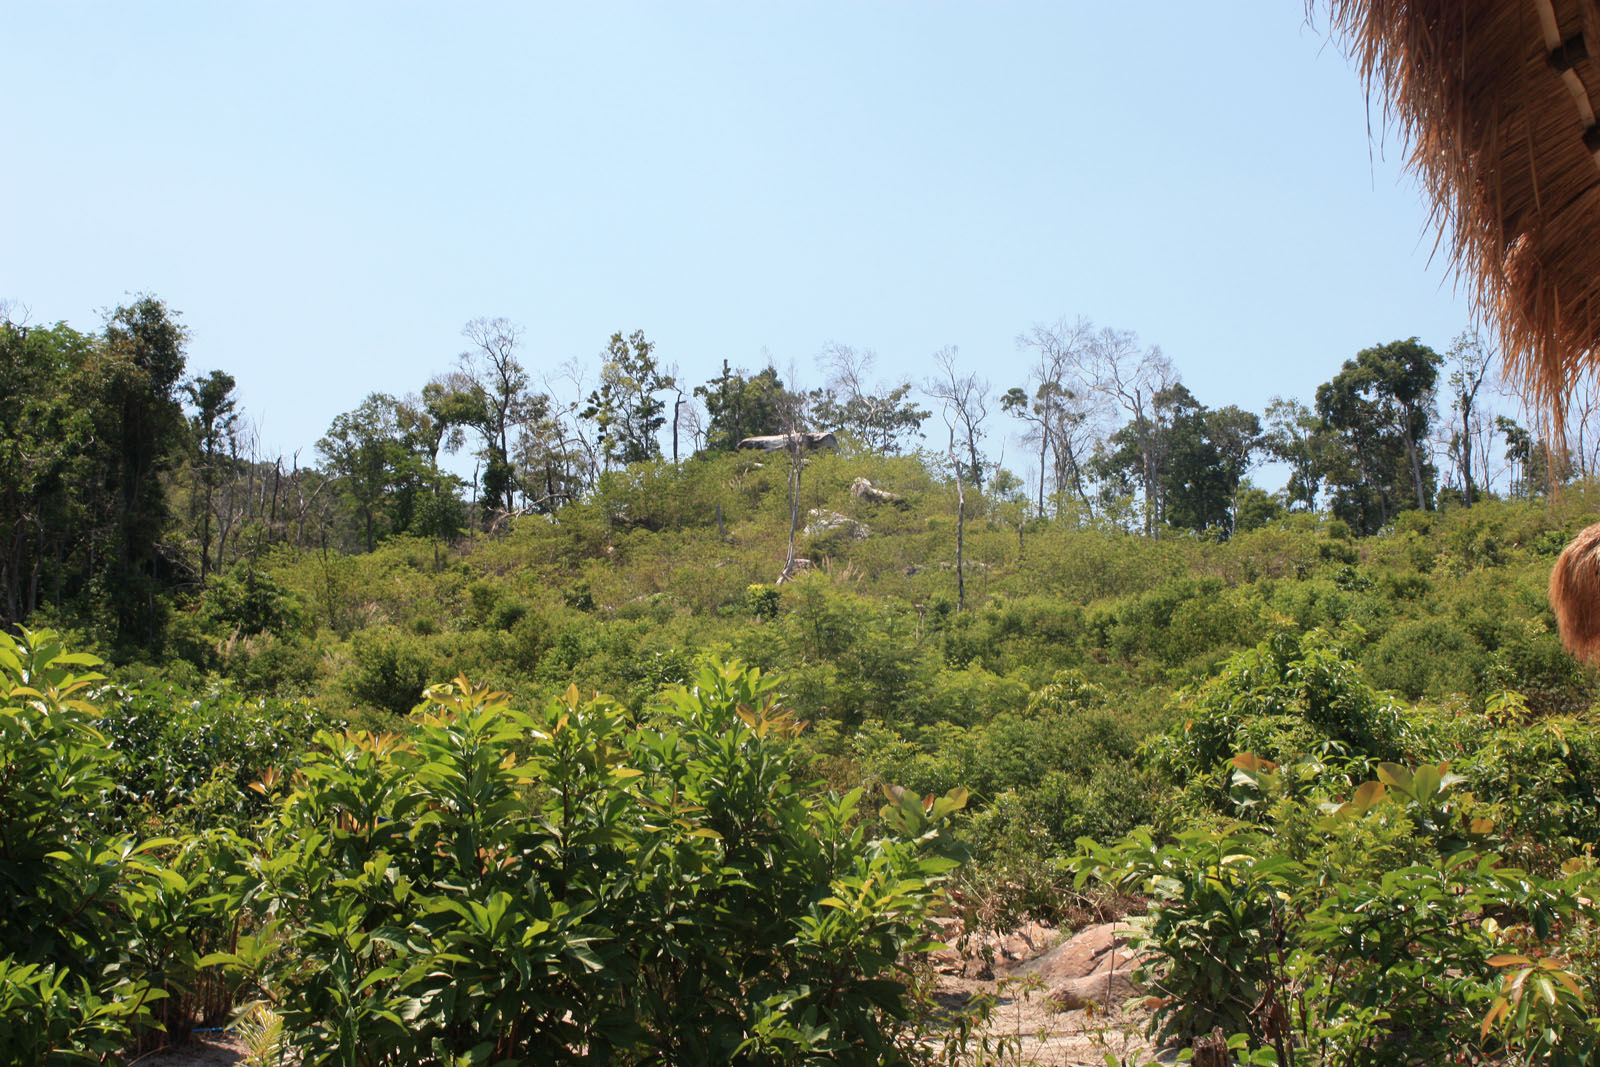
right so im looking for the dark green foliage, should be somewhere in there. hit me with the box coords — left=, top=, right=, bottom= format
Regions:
left=0, top=300, right=190, bottom=647
left=1365, top=616, right=1480, bottom=699
left=1146, top=629, right=1419, bottom=806
left=200, top=562, right=306, bottom=638
left=697, top=361, right=788, bottom=450
left=1074, top=627, right=1600, bottom=1062
left=318, top=394, right=415, bottom=552
left=584, top=330, right=673, bottom=468
left=1315, top=337, right=1443, bottom=535
left=1083, top=736, right=1600, bottom=1062
left=95, top=683, right=322, bottom=834
left=344, top=628, right=442, bottom=715
left=4, top=634, right=990, bottom=1064
left=1094, top=383, right=1262, bottom=536
left=184, top=369, right=239, bottom=581
left=1089, top=575, right=1263, bottom=674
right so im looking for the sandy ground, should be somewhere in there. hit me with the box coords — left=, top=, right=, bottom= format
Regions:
left=933, top=974, right=1159, bottom=1066
left=126, top=1034, right=247, bottom=1066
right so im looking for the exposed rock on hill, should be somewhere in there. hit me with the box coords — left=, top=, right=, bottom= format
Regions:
left=737, top=431, right=837, bottom=451
left=805, top=509, right=870, bottom=540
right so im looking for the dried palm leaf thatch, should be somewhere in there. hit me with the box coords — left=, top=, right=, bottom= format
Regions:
left=1551, top=520, right=1600, bottom=660
left=1323, top=0, right=1600, bottom=427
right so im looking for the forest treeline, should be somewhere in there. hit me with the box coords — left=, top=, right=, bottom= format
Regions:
left=0, top=298, right=1585, bottom=654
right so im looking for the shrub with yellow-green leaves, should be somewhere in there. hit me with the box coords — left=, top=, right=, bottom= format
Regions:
left=226, top=660, right=970, bottom=1066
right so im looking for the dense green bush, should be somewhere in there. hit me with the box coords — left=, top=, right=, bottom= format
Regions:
left=95, top=683, right=322, bottom=833
left=1364, top=616, right=1481, bottom=699
left=1145, top=629, right=1423, bottom=810
left=1080, top=763, right=1600, bottom=1063
left=343, top=627, right=443, bottom=715
left=0, top=629, right=245, bottom=1060
left=228, top=660, right=969, bottom=1065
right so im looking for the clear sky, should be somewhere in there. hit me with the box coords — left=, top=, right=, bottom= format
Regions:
left=3, top=2, right=1479, bottom=471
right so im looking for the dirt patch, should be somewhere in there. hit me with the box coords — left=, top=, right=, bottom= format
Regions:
left=127, top=1034, right=248, bottom=1066
left=942, top=974, right=1154, bottom=1063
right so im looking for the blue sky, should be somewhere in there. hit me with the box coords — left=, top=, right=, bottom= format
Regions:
left=4, top=2, right=1479, bottom=473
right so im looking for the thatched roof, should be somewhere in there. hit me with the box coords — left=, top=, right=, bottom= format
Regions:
left=1326, top=0, right=1600, bottom=422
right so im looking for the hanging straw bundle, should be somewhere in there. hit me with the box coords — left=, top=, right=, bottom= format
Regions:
left=1325, top=0, right=1600, bottom=427
left=1325, top=0, right=1600, bottom=658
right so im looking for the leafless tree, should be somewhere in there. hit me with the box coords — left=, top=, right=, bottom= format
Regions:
left=813, top=342, right=925, bottom=454
left=776, top=358, right=812, bottom=582
left=0, top=300, right=31, bottom=328
left=552, top=357, right=600, bottom=492
left=1012, top=318, right=1113, bottom=521
left=925, top=347, right=989, bottom=611
left=1445, top=331, right=1494, bottom=503
left=212, top=416, right=257, bottom=570
left=1013, top=318, right=1094, bottom=515
left=1080, top=328, right=1177, bottom=536
left=678, top=393, right=707, bottom=454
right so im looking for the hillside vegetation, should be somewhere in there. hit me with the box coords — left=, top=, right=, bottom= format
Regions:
left=8, top=303, right=1600, bottom=1062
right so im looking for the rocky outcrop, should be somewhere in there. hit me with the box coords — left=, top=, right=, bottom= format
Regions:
left=737, top=431, right=837, bottom=452
left=928, top=918, right=1057, bottom=980
left=850, top=477, right=904, bottom=505
left=805, top=509, right=869, bottom=540
left=930, top=920, right=1145, bottom=1009
left=1012, top=922, right=1144, bottom=1012
left=1010, top=921, right=1133, bottom=982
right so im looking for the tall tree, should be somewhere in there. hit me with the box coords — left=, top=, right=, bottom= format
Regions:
left=317, top=394, right=405, bottom=552
left=696, top=361, right=787, bottom=451
left=1205, top=404, right=1264, bottom=535
left=458, top=318, right=532, bottom=514
left=1444, top=330, right=1492, bottom=506
left=99, top=296, right=191, bottom=642
left=185, top=370, right=239, bottom=581
left=1013, top=317, right=1098, bottom=515
left=1139, top=387, right=1260, bottom=536
left=1262, top=397, right=1323, bottom=511
left=1082, top=327, right=1176, bottom=537
left=0, top=315, right=97, bottom=623
left=583, top=330, right=672, bottom=468
left=511, top=393, right=581, bottom=512
left=1316, top=338, right=1443, bottom=534
left=393, top=389, right=467, bottom=561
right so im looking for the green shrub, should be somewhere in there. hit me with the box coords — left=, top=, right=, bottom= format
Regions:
left=343, top=627, right=441, bottom=715
left=96, top=684, right=322, bottom=834
left=0, top=629, right=245, bottom=1058
left=234, top=661, right=969, bottom=1065
left=1079, top=764, right=1599, bottom=1061
left=1146, top=629, right=1422, bottom=808
left=201, top=563, right=307, bottom=638
left=0, top=960, right=153, bottom=1067
left=1364, top=617, right=1481, bottom=700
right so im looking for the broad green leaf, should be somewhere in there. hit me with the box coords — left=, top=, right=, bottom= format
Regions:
left=1377, top=763, right=1413, bottom=794
left=1351, top=780, right=1387, bottom=811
